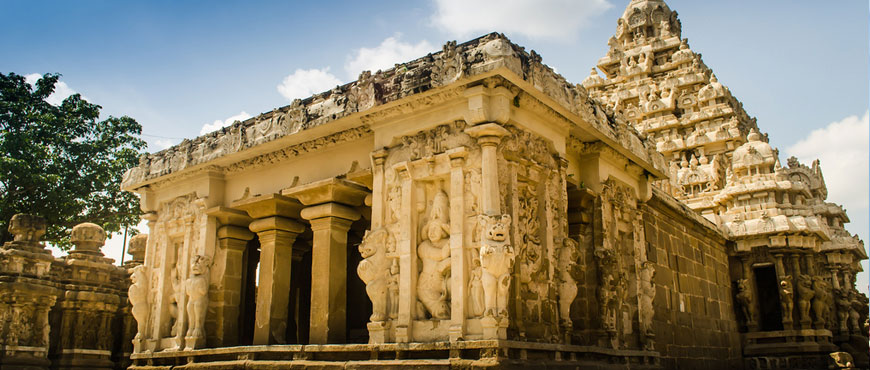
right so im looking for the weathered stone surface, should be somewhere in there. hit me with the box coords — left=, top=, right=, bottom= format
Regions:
left=3, top=2, right=857, bottom=370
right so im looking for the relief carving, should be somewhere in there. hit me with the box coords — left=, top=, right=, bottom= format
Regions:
left=796, top=274, right=814, bottom=323
left=184, top=254, right=211, bottom=350
left=779, top=276, right=794, bottom=324
left=811, top=276, right=830, bottom=325
left=357, top=228, right=393, bottom=322
left=478, top=214, right=514, bottom=319
left=736, top=278, right=755, bottom=324
left=129, top=265, right=151, bottom=345
left=417, top=190, right=452, bottom=319
left=556, top=238, right=580, bottom=327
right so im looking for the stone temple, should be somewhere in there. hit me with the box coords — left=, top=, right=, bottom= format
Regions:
left=1, top=1, right=866, bottom=369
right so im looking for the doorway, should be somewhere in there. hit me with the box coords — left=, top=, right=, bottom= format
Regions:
left=753, top=265, right=784, bottom=331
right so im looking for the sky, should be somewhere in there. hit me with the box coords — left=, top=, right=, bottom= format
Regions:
left=2, top=0, right=867, bottom=293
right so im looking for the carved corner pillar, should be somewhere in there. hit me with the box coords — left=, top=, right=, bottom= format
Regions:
left=51, top=222, right=123, bottom=370
left=284, top=178, right=369, bottom=344
left=205, top=207, right=253, bottom=347
left=233, top=194, right=304, bottom=345
left=466, top=123, right=513, bottom=341
left=465, top=123, right=511, bottom=216
left=0, top=214, right=58, bottom=370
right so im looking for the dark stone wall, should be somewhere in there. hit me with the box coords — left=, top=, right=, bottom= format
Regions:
left=642, top=191, right=743, bottom=370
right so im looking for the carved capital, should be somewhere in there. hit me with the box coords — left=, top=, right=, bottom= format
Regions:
left=465, top=123, right=511, bottom=147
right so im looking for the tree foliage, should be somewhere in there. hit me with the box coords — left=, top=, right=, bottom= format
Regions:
left=0, top=72, right=146, bottom=248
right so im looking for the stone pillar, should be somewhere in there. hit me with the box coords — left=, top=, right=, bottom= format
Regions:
left=395, top=167, right=416, bottom=343
left=0, top=214, right=58, bottom=370
left=51, top=222, right=124, bottom=370
left=465, top=123, right=512, bottom=340
left=284, top=178, right=369, bottom=344
left=448, top=149, right=468, bottom=342
left=206, top=207, right=253, bottom=347
left=466, top=123, right=511, bottom=216
left=233, top=194, right=304, bottom=345
left=302, top=204, right=358, bottom=344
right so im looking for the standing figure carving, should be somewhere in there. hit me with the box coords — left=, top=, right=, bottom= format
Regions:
left=556, top=238, right=580, bottom=327
left=796, top=275, right=814, bottom=323
left=468, top=258, right=486, bottom=318
left=357, top=228, right=392, bottom=322
left=417, top=190, right=452, bottom=319
left=478, top=214, right=515, bottom=319
left=638, top=261, right=656, bottom=347
left=128, top=266, right=150, bottom=348
left=779, top=277, right=794, bottom=324
left=184, top=255, right=211, bottom=350
left=736, top=279, right=754, bottom=324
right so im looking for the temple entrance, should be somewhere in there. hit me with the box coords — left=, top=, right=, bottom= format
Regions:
left=346, top=222, right=371, bottom=343
left=753, top=265, right=783, bottom=331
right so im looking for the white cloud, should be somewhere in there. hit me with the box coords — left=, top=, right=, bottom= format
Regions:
left=277, top=68, right=343, bottom=101
left=787, top=111, right=869, bottom=295
left=431, top=0, right=612, bottom=40
left=787, top=111, right=869, bottom=210
left=24, top=73, right=87, bottom=105
left=200, top=111, right=251, bottom=135
left=151, top=138, right=176, bottom=151
left=344, top=35, right=435, bottom=79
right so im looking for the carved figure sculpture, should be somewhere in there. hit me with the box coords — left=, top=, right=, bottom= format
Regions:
left=184, top=255, right=211, bottom=350
left=388, top=260, right=399, bottom=319
left=811, top=276, right=830, bottom=325
left=638, top=261, right=656, bottom=346
left=128, top=266, right=150, bottom=344
left=736, top=279, right=754, bottom=324
left=478, top=214, right=515, bottom=318
left=417, top=191, right=451, bottom=319
left=848, top=290, right=861, bottom=333
left=468, top=258, right=486, bottom=318
left=556, top=238, right=580, bottom=327
left=796, top=275, right=814, bottom=323
left=779, top=277, right=793, bottom=323
left=357, top=228, right=392, bottom=322
left=835, top=288, right=851, bottom=332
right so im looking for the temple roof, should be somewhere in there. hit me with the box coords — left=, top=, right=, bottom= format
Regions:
left=122, top=32, right=666, bottom=190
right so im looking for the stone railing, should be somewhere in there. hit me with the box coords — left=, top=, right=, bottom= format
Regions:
left=0, top=214, right=141, bottom=370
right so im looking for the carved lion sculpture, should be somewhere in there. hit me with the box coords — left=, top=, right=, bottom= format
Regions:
left=184, top=255, right=211, bottom=350
left=796, top=275, right=814, bottom=322
left=357, top=228, right=392, bottom=322
left=478, top=214, right=514, bottom=319
left=128, top=265, right=150, bottom=343
left=811, top=276, right=830, bottom=324
left=735, top=279, right=754, bottom=323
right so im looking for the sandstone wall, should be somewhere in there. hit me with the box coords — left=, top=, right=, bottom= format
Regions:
left=642, top=189, right=742, bottom=369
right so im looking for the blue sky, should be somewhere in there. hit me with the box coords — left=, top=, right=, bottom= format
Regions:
left=2, top=0, right=868, bottom=292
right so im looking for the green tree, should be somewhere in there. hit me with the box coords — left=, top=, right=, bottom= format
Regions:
left=0, top=72, right=146, bottom=248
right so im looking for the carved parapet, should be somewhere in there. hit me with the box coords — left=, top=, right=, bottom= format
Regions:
left=51, top=222, right=126, bottom=370
left=0, top=214, right=58, bottom=369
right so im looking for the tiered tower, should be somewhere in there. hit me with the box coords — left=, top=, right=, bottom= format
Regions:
left=584, top=1, right=868, bottom=368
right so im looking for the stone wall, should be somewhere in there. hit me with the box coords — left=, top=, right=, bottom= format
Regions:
left=642, top=189, right=742, bottom=369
